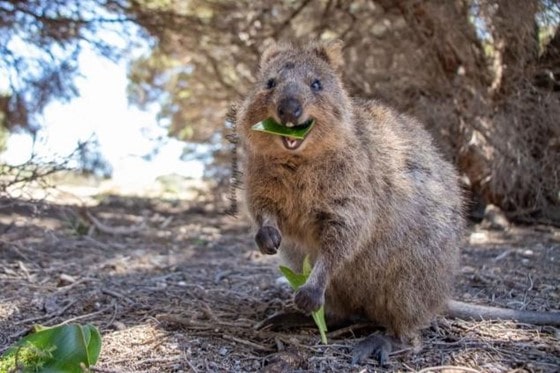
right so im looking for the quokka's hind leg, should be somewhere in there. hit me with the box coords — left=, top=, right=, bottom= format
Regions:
left=352, top=283, right=429, bottom=365
left=351, top=331, right=421, bottom=366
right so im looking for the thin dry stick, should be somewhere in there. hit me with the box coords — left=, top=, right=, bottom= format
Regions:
left=201, top=301, right=218, bottom=322
left=106, top=301, right=118, bottom=328
left=101, top=288, right=135, bottom=305
left=183, top=354, right=199, bottom=373
left=222, top=334, right=275, bottom=352
left=0, top=239, right=31, bottom=262
left=55, top=277, right=95, bottom=293
left=156, top=314, right=252, bottom=329
left=326, top=322, right=373, bottom=338
left=83, top=208, right=146, bottom=235
left=58, top=306, right=111, bottom=325
left=82, top=235, right=112, bottom=250
left=90, top=367, right=121, bottom=373
left=110, top=355, right=183, bottom=366
left=417, top=366, right=481, bottom=373
left=14, top=299, right=79, bottom=326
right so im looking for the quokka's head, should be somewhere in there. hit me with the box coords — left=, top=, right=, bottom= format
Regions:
left=240, top=40, right=351, bottom=155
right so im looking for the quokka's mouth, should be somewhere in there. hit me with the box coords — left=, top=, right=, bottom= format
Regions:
left=281, top=119, right=314, bottom=150
left=251, top=117, right=315, bottom=150
left=281, top=136, right=304, bottom=150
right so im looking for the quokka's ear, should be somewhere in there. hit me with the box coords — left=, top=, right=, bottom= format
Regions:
left=260, top=41, right=289, bottom=68
left=310, top=39, right=344, bottom=70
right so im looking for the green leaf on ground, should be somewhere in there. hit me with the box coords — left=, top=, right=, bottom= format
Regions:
left=0, top=323, right=102, bottom=373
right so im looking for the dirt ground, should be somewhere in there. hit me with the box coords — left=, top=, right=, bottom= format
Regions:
left=1, top=194, right=559, bottom=373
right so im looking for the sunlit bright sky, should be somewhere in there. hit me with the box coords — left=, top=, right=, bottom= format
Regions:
left=2, top=45, right=204, bottom=188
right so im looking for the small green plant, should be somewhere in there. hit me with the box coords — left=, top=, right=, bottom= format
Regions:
left=0, top=323, right=102, bottom=373
left=279, top=256, right=328, bottom=344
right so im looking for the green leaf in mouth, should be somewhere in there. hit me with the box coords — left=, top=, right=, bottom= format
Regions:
left=251, top=117, right=315, bottom=140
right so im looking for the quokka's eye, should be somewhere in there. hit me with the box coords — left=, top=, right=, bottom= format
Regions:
left=311, top=79, right=322, bottom=92
left=266, top=78, right=276, bottom=89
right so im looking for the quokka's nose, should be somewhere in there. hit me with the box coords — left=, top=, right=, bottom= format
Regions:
left=277, top=98, right=302, bottom=125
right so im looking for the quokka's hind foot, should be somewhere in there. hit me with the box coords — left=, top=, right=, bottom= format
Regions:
left=351, top=333, right=393, bottom=366
left=352, top=332, right=422, bottom=366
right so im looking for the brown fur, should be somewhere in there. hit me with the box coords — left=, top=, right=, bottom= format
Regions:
left=237, top=40, right=464, bottom=343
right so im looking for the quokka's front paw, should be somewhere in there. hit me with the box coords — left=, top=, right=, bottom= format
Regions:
left=294, top=284, right=324, bottom=314
left=255, top=226, right=282, bottom=255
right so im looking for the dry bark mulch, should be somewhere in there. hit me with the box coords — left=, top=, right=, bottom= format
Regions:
left=0, top=196, right=559, bottom=372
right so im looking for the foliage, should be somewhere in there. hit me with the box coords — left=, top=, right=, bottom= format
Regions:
left=0, top=323, right=102, bottom=373
left=279, top=256, right=328, bottom=344
left=126, top=0, right=560, bottom=219
left=1, top=156, right=68, bottom=198
left=1, top=0, right=559, bottom=218
left=0, top=0, right=135, bottom=132
left=0, top=124, right=8, bottom=152
left=75, top=135, right=113, bottom=179
left=0, top=137, right=111, bottom=200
